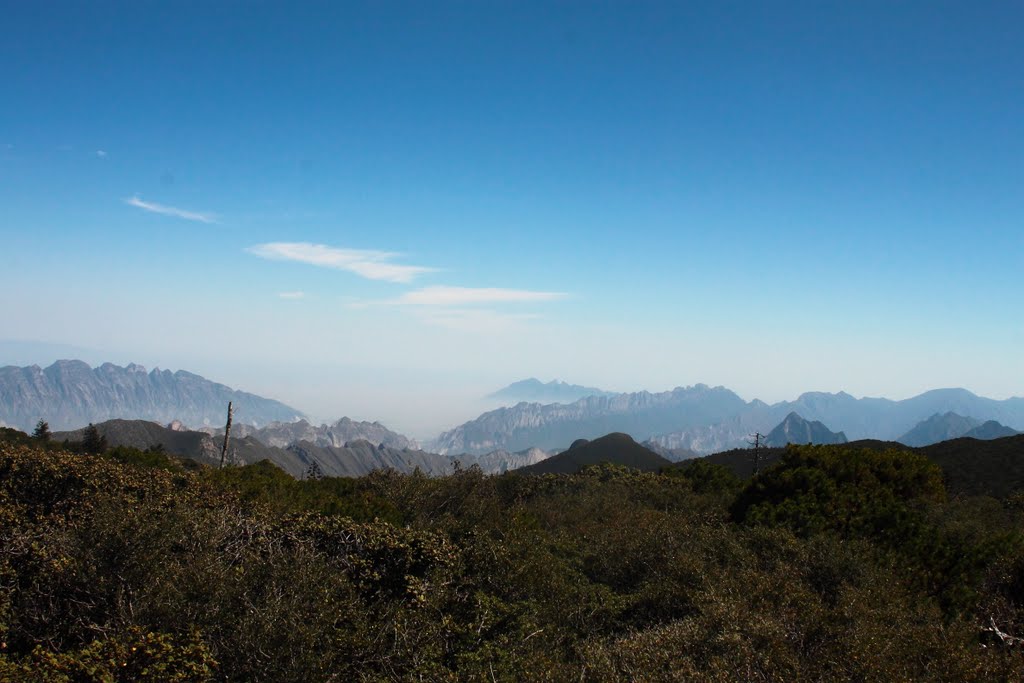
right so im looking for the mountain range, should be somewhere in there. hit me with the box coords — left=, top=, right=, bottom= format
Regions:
left=5, top=359, right=1022, bottom=461
left=0, top=360, right=304, bottom=432
left=435, top=385, right=1024, bottom=455
left=52, top=419, right=551, bottom=478
left=487, top=378, right=615, bottom=405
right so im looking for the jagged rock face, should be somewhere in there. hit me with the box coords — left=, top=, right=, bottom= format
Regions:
left=288, top=442, right=552, bottom=478
left=221, top=417, right=418, bottom=450
left=642, top=440, right=699, bottom=462
left=456, top=447, right=551, bottom=473
left=764, top=412, right=848, bottom=447
left=0, top=360, right=304, bottom=431
left=650, top=417, right=767, bottom=455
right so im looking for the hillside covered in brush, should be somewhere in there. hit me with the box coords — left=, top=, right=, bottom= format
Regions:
left=2, top=429, right=1023, bottom=681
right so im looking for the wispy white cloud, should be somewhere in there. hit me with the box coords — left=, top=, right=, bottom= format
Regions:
left=96, top=150, right=107, bottom=158
left=124, top=196, right=218, bottom=224
left=247, top=242, right=436, bottom=284
left=411, top=307, right=543, bottom=333
left=278, top=291, right=305, bottom=299
left=388, top=285, right=567, bottom=306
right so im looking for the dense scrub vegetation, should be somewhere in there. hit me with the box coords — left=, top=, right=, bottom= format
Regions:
left=1, top=435, right=1023, bottom=681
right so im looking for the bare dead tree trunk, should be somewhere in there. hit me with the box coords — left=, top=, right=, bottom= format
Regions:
left=748, top=432, right=766, bottom=475
left=219, top=401, right=233, bottom=469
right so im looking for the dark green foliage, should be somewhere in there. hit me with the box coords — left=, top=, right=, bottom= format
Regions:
left=0, top=427, right=47, bottom=448
left=733, top=444, right=1024, bottom=617
left=80, top=423, right=107, bottom=455
left=663, top=458, right=742, bottom=494
left=732, top=444, right=946, bottom=537
left=921, top=434, right=1024, bottom=498
left=2, top=441, right=1023, bottom=681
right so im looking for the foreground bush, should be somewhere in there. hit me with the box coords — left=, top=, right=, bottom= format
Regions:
left=1, top=443, right=1022, bottom=681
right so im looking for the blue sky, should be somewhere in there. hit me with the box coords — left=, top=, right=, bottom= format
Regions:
left=1, top=1, right=1021, bottom=436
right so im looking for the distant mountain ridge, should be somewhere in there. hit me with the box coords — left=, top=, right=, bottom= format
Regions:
left=432, top=384, right=750, bottom=455
left=487, top=378, right=615, bottom=405
left=436, top=385, right=1024, bottom=456
left=963, top=421, right=1020, bottom=440
left=0, top=360, right=304, bottom=431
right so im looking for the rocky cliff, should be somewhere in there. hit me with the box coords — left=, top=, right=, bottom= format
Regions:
left=0, top=360, right=305, bottom=431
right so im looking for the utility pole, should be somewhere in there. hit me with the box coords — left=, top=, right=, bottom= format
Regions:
left=747, top=432, right=766, bottom=476
left=219, top=401, right=233, bottom=469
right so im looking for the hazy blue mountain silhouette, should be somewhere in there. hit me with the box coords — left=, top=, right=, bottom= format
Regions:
left=487, top=378, right=615, bottom=404
left=898, top=412, right=982, bottom=447
left=764, top=412, right=848, bottom=447
left=435, top=386, right=1024, bottom=455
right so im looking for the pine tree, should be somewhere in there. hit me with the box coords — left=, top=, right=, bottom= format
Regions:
left=32, top=419, right=51, bottom=442
left=81, top=423, right=108, bottom=455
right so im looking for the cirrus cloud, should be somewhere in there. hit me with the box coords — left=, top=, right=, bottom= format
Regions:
left=124, top=195, right=218, bottom=224
left=247, top=242, right=436, bottom=284
left=389, top=285, right=567, bottom=306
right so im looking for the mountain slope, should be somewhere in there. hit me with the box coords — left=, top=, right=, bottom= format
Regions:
left=897, top=412, right=982, bottom=447
left=0, top=360, right=304, bottom=431
left=53, top=419, right=219, bottom=461
left=286, top=440, right=456, bottom=478
left=764, top=412, right=848, bottom=447
left=488, top=378, right=614, bottom=405
left=515, top=432, right=671, bottom=475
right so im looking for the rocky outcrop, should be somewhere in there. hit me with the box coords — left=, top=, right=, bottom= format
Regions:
left=211, top=417, right=417, bottom=450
